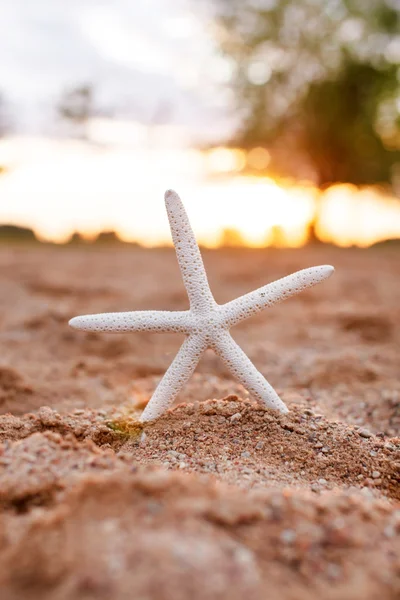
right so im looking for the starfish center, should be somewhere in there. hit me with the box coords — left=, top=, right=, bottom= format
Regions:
left=192, top=309, right=223, bottom=334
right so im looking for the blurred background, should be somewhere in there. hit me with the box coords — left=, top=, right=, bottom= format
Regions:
left=0, top=0, right=400, bottom=248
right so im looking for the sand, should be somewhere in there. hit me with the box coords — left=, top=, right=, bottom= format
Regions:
left=0, top=244, right=399, bottom=599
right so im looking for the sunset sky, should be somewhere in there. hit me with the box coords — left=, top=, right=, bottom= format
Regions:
left=1, top=0, right=400, bottom=248
left=0, top=0, right=230, bottom=137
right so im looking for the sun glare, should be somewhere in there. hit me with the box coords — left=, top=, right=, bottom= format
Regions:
left=189, top=177, right=316, bottom=248
left=317, top=184, right=400, bottom=247
left=1, top=135, right=400, bottom=248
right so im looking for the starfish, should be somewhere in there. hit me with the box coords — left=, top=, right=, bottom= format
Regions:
left=69, top=190, right=334, bottom=422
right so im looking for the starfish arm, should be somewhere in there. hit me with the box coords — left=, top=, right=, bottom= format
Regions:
left=140, top=335, right=207, bottom=422
left=211, top=331, right=288, bottom=413
left=220, top=265, right=334, bottom=327
left=165, top=190, right=215, bottom=313
left=69, top=310, right=192, bottom=334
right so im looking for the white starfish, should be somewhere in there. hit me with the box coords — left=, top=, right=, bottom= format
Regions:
left=69, top=190, right=334, bottom=422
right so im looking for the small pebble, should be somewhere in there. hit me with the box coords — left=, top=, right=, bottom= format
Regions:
left=294, top=427, right=306, bottom=435
left=281, top=423, right=294, bottom=432
left=372, top=471, right=381, bottom=479
left=321, top=447, right=330, bottom=454
left=241, top=451, right=251, bottom=459
left=255, top=441, right=264, bottom=450
left=318, top=478, right=327, bottom=485
left=241, top=467, right=252, bottom=475
left=303, top=408, right=315, bottom=416
left=358, top=428, right=372, bottom=439
left=230, top=413, right=242, bottom=422
left=383, top=526, right=395, bottom=538
left=280, top=529, right=296, bottom=544
left=326, top=563, right=342, bottom=581
left=385, top=443, right=396, bottom=451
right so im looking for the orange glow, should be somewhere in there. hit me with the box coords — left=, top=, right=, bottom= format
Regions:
left=247, top=147, right=271, bottom=170
left=193, top=177, right=317, bottom=248
left=206, top=147, right=246, bottom=174
left=317, top=184, right=400, bottom=247
left=1, top=135, right=400, bottom=249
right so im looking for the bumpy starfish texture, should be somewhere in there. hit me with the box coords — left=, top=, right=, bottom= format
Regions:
left=69, top=190, right=334, bottom=422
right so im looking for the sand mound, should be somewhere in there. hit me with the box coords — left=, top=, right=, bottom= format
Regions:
left=0, top=468, right=398, bottom=600
left=132, top=398, right=400, bottom=500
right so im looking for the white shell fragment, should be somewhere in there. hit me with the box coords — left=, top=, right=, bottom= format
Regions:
left=69, top=190, right=334, bottom=422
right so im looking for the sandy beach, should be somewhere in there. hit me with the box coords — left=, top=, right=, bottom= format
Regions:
left=0, top=244, right=399, bottom=599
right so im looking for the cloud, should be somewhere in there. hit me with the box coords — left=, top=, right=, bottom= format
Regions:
left=0, top=0, right=222, bottom=136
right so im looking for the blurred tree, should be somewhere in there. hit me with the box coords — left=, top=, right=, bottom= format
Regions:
left=208, top=0, right=400, bottom=188
left=67, top=232, right=87, bottom=245
left=0, top=225, right=37, bottom=243
left=94, top=230, right=121, bottom=245
left=58, top=84, right=95, bottom=140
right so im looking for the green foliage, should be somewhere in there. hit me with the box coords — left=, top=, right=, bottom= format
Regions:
left=209, top=0, right=400, bottom=186
left=301, top=61, right=400, bottom=185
